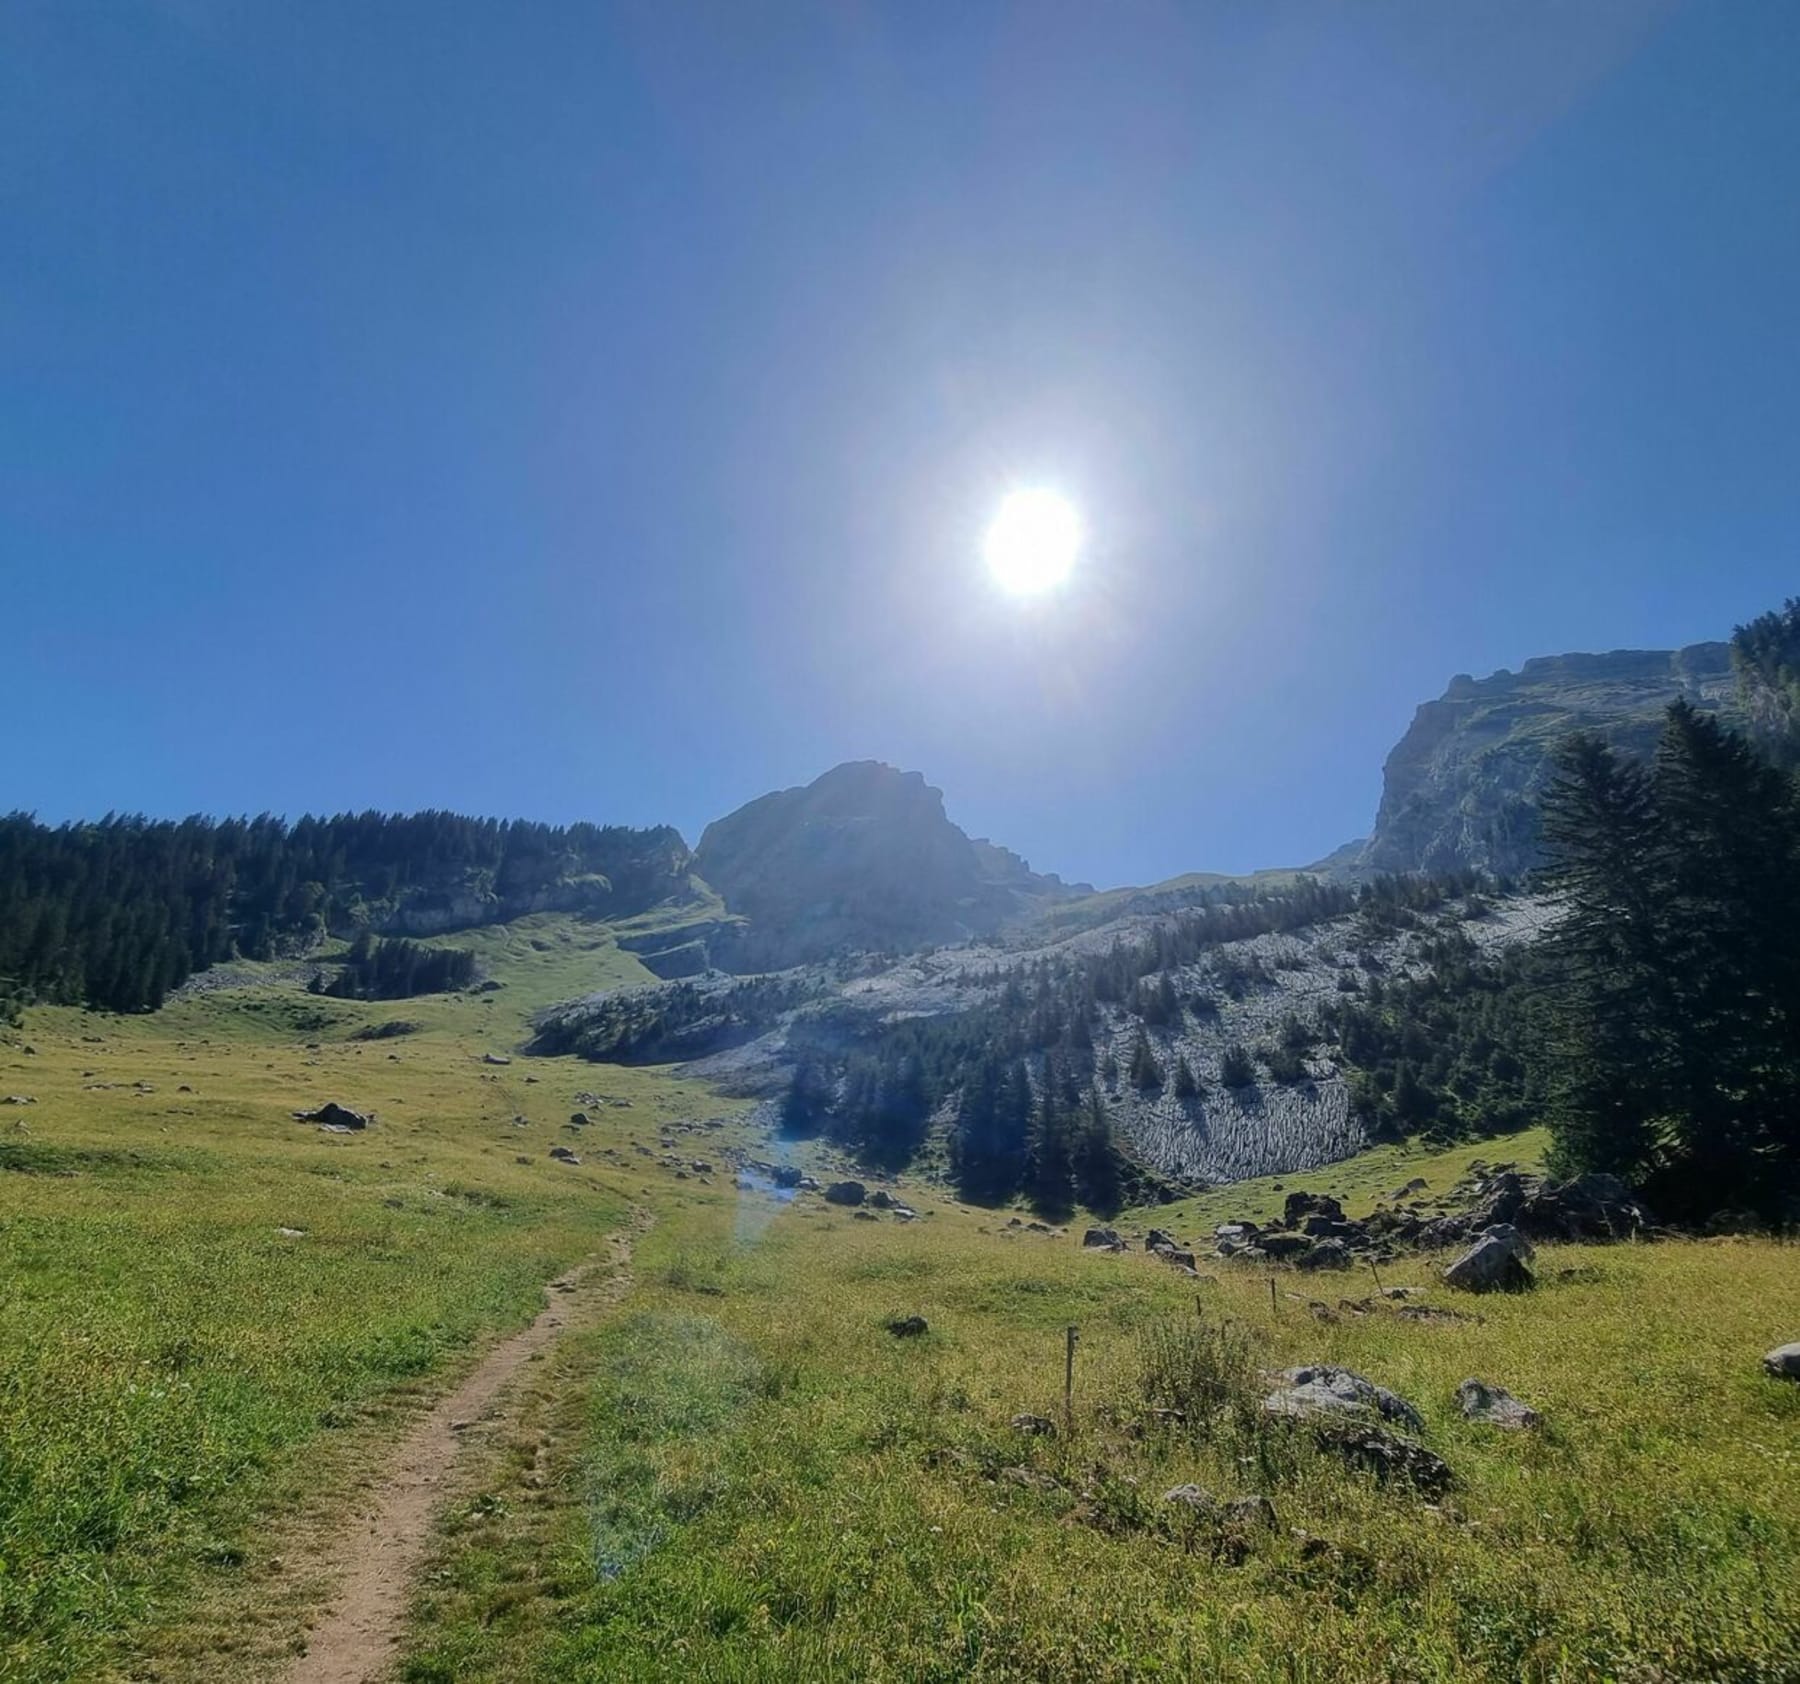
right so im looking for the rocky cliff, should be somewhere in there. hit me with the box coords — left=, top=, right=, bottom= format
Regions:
left=1361, top=642, right=1738, bottom=877
left=691, top=761, right=1085, bottom=968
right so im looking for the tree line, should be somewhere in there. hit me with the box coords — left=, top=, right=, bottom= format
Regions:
left=0, top=810, right=687, bottom=1014
left=311, top=933, right=479, bottom=1000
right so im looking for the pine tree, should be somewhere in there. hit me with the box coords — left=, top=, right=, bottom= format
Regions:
left=1127, top=1026, right=1163, bottom=1089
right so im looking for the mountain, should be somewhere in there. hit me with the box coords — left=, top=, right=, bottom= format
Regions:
left=1360, top=642, right=1738, bottom=878
left=691, top=761, right=1087, bottom=970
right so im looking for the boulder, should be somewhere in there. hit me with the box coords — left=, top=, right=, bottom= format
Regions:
left=1456, top=1378, right=1540, bottom=1429
left=1443, top=1224, right=1536, bottom=1293
left=869, top=1188, right=897, bottom=1209
left=1313, top=1421, right=1453, bottom=1494
left=1215, top=1221, right=1259, bottom=1244
left=824, top=1180, right=867, bottom=1207
left=770, top=1164, right=803, bottom=1189
left=1283, top=1191, right=1344, bottom=1226
left=1145, top=1228, right=1178, bottom=1252
left=1263, top=1365, right=1425, bottom=1433
left=1260, top=1232, right=1315, bottom=1261
left=568, top=1111, right=592, bottom=1128
left=1083, top=1227, right=1124, bottom=1249
left=885, top=1314, right=928, bottom=1338
left=549, top=1146, right=580, bottom=1164
left=1763, top=1343, right=1800, bottom=1381
left=1224, top=1494, right=1278, bottom=1530
left=292, top=1102, right=369, bottom=1131
left=1159, top=1248, right=1199, bottom=1270
left=1296, top=1238, right=1353, bottom=1272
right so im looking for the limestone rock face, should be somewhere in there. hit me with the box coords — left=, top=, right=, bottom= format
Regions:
left=1361, top=643, right=1736, bottom=877
left=694, top=761, right=1082, bottom=968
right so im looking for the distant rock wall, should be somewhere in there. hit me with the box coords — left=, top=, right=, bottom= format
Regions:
left=1362, top=643, right=1736, bottom=877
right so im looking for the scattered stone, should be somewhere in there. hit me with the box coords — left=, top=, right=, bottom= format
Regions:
left=1259, top=1232, right=1315, bottom=1261
left=1083, top=1226, right=1124, bottom=1249
left=569, top=1111, right=591, bottom=1128
left=770, top=1164, right=803, bottom=1189
left=1763, top=1343, right=1800, bottom=1382
left=1313, top=1421, right=1454, bottom=1494
left=481, top=1053, right=512, bottom=1065
left=852, top=1209, right=878, bottom=1221
left=1159, top=1248, right=1199, bottom=1270
left=1, top=1095, right=36, bottom=1105
left=548, top=1146, right=580, bottom=1165
left=1000, top=1466, right=1063, bottom=1492
left=276, top=1227, right=306, bottom=1238
left=1296, top=1238, right=1353, bottom=1272
left=1162, top=1483, right=1215, bottom=1510
left=292, top=1102, right=370, bottom=1131
left=1443, top=1225, right=1536, bottom=1293
left=824, top=1180, right=867, bottom=1207
left=1284, top=1191, right=1344, bottom=1226
left=1457, top=1378, right=1540, bottom=1429
left=885, top=1314, right=929, bottom=1338
left=1224, top=1494, right=1278, bottom=1530
left=1263, top=1365, right=1425, bottom=1433
left=869, top=1188, right=898, bottom=1209
left=1145, top=1228, right=1178, bottom=1252
left=1010, top=1412, right=1055, bottom=1436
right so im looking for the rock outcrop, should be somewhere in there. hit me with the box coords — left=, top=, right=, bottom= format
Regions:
left=693, top=761, right=1084, bottom=969
left=1361, top=643, right=1736, bottom=877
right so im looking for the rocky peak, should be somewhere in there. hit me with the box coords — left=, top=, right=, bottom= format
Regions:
left=693, top=761, right=1076, bottom=968
left=1362, top=641, right=1736, bottom=878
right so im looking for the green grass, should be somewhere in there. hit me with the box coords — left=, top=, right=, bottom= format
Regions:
left=4, top=917, right=1797, bottom=1683
left=401, top=1169, right=1800, bottom=1683
left=0, top=917, right=722, bottom=1683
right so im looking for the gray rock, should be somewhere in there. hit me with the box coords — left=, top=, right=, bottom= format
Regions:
left=824, top=1180, right=867, bottom=1207
left=1264, top=1365, right=1425, bottom=1434
left=1763, top=1343, right=1800, bottom=1381
left=1313, top=1421, right=1454, bottom=1493
left=1224, top=1494, right=1278, bottom=1530
left=1145, top=1228, right=1178, bottom=1252
left=481, top=1053, right=512, bottom=1065
left=1296, top=1237, right=1353, bottom=1272
left=1010, top=1412, right=1055, bottom=1436
left=1083, top=1227, right=1124, bottom=1249
left=1162, top=1483, right=1215, bottom=1510
left=1260, top=1232, right=1315, bottom=1261
left=1457, top=1378, right=1540, bottom=1429
left=1443, top=1224, right=1536, bottom=1293
left=549, top=1146, right=580, bottom=1164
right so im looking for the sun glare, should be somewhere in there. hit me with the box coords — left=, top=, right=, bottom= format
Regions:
left=984, top=488, right=1080, bottom=596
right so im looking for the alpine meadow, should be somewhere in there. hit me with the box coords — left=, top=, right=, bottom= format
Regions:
left=6, top=7, right=1800, bottom=1682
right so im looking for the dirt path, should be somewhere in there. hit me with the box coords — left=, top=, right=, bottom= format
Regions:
left=284, top=1221, right=642, bottom=1684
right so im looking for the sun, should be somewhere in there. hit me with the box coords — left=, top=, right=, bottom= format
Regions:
left=984, top=488, right=1081, bottom=595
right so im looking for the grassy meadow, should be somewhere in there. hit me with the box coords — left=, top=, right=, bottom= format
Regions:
left=2, top=916, right=1796, bottom=1682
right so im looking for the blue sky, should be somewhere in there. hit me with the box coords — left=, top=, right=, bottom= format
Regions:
left=5, top=2, right=1798, bottom=886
